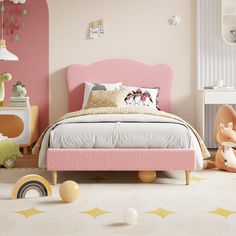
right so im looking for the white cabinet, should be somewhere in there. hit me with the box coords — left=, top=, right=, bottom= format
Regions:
left=0, top=106, right=38, bottom=154
left=222, top=0, right=236, bottom=45
left=196, top=90, right=236, bottom=147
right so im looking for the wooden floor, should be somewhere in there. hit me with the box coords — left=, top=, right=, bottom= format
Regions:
left=15, top=153, right=38, bottom=168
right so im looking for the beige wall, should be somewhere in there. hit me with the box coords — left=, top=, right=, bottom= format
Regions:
left=47, top=0, right=196, bottom=125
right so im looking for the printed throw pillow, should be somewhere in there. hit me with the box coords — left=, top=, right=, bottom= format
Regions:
left=121, top=86, right=160, bottom=110
left=82, top=82, right=122, bottom=108
left=85, top=89, right=129, bottom=109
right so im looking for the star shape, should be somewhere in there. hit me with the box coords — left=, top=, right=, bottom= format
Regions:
left=209, top=208, right=236, bottom=218
left=191, top=176, right=207, bottom=182
left=16, top=207, right=44, bottom=218
left=147, top=208, right=176, bottom=218
left=81, top=207, right=110, bottom=218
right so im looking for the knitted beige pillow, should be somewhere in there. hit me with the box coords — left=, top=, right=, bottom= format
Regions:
left=85, top=89, right=128, bottom=109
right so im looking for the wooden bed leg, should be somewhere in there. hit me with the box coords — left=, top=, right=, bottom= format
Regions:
left=185, top=171, right=190, bottom=185
left=51, top=171, right=57, bottom=185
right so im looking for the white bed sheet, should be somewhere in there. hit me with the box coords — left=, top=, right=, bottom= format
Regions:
left=50, top=122, right=192, bottom=149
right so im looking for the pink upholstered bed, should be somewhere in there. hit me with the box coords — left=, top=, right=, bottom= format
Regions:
left=46, top=59, right=196, bottom=185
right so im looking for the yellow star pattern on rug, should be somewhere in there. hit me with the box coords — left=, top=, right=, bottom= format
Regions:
left=147, top=208, right=176, bottom=218
left=16, top=207, right=44, bottom=218
left=209, top=208, right=236, bottom=218
left=191, top=176, right=207, bottom=182
left=81, top=207, right=110, bottom=218
left=88, top=176, right=108, bottom=182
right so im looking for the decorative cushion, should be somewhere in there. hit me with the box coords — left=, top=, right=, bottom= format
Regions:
left=82, top=82, right=122, bottom=108
left=121, top=86, right=160, bottom=110
left=85, top=89, right=129, bottom=109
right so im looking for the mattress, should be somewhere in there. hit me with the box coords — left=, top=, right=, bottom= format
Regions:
left=50, top=122, right=192, bottom=149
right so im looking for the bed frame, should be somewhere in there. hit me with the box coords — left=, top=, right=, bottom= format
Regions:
left=47, top=59, right=195, bottom=185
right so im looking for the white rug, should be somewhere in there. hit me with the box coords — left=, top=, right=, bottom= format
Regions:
left=0, top=168, right=236, bottom=236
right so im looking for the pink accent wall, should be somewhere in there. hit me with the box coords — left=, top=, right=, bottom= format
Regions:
left=0, top=0, right=49, bottom=134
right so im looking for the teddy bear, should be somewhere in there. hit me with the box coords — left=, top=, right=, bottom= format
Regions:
left=215, top=122, right=236, bottom=172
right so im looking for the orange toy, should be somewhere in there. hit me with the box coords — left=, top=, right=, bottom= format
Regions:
left=215, top=122, right=236, bottom=172
left=138, top=171, right=156, bottom=183
left=214, top=105, right=236, bottom=172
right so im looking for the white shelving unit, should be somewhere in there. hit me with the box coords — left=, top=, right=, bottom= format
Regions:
left=196, top=90, right=236, bottom=148
left=222, top=0, right=236, bottom=45
left=0, top=106, right=38, bottom=154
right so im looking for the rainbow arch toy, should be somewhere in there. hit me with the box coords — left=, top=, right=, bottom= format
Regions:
left=12, top=174, right=52, bottom=199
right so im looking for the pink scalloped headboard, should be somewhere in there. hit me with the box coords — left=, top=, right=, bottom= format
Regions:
left=67, top=59, right=174, bottom=112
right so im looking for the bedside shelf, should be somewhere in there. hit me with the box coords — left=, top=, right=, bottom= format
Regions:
left=0, top=106, right=38, bottom=154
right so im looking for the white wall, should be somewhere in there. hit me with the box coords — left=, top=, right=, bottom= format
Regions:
left=47, top=0, right=196, bottom=125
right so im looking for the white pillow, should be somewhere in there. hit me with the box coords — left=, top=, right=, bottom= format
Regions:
left=121, top=86, right=160, bottom=110
left=82, top=82, right=122, bottom=108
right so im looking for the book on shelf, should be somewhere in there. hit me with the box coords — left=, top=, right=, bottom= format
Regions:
left=9, top=97, right=30, bottom=107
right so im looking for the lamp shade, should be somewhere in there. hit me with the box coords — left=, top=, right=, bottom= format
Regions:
left=0, top=39, right=19, bottom=61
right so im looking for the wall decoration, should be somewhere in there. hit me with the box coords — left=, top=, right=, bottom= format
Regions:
left=222, top=0, right=236, bottom=45
left=88, top=19, right=105, bottom=39
left=2, top=0, right=28, bottom=42
left=168, top=15, right=181, bottom=26
left=12, top=174, right=52, bottom=199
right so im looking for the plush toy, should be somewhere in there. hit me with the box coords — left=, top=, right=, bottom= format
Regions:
left=0, top=72, right=12, bottom=106
left=0, top=134, right=23, bottom=168
left=12, top=81, right=27, bottom=97
left=215, top=122, right=236, bottom=172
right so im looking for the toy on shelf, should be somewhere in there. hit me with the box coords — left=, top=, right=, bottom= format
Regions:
left=10, top=81, right=29, bottom=107
left=0, top=72, right=12, bottom=107
left=59, top=180, right=80, bottom=203
left=12, top=174, right=52, bottom=199
left=0, top=133, right=22, bottom=168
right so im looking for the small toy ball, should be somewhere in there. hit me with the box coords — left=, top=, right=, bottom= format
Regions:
left=59, top=180, right=80, bottom=203
left=138, top=171, right=156, bottom=183
left=123, top=208, right=138, bottom=224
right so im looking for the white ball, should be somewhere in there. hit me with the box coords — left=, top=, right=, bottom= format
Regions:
left=12, top=0, right=19, bottom=4
left=19, top=0, right=26, bottom=4
left=123, top=208, right=138, bottom=224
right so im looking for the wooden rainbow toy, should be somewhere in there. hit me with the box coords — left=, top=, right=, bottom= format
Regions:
left=12, top=174, right=52, bottom=199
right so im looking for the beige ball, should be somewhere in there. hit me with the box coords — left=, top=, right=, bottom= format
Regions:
left=138, top=171, right=156, bottom=183
left=59, top=180, right=80, bottom=203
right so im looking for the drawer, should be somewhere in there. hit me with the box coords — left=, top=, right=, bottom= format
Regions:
left=204, top=91, right=236, bottom=104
